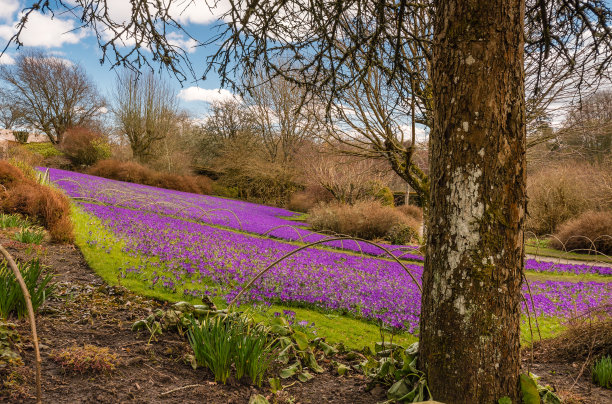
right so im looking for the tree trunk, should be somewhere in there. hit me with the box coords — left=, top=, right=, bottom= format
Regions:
left=419, top=0, right=526, bottom=403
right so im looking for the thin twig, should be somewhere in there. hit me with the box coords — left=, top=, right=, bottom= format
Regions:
left=160, top=384, right=206, bottom=396
left=0, top=244, right=42, bottom=403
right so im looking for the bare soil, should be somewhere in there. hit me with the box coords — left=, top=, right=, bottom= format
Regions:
left=0, top=232, right=610, bottom=403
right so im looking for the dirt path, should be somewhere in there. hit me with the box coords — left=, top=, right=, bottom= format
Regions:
left=0, top=236, right=383, bottom=404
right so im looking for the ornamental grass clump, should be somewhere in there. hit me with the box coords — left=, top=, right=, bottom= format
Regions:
left=0, top=259, right=54, bottom=320
left=592, top=356, right=612, bottom=389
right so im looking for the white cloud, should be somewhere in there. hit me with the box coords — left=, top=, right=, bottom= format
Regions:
left=0, top=53, right=15, bottom=65
left=177, top=87, right=239, bottom=103
left=0, top=11, right=87, bottom=48
left=0, top=0, right=19, bottom=22
left=167, top=32, right=198, bottom=53
left=169, top=1, right=230, bottom=25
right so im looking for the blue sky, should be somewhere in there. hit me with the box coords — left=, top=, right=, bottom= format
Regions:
left=0, top=0, right=237, bottom=119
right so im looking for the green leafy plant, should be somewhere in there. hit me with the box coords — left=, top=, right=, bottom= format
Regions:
left=188, top=315, right=234, bottom=384
left=232, top=319, right=274, bottom=387
left=592, top=355, right=612, bottom=388
left=360, top=341, right=431, bottom=402
left=520, top=373, right=561, bottom=404
left=0, top=214, right=30, bottom=229
left=0, top=259, right=54, bottom=319
left=13, top=227, right=45, bottom=244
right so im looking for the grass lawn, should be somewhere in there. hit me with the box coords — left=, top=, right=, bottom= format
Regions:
left=72, top=205, right=578, bottom=351
left=525, top=239, right=612, bottom=264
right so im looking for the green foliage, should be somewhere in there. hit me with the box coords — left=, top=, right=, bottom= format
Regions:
left=592, top=355, right=612, bottom=388
left=520, top=373, right=561, bottom=404
left=12, top=131, right=29, bottom=144
left=187, top=312, right=276, bottom=386
left=13, top=227, right=45, bottom=244
left=212, top=183, right=240, bottom=199
left=188, top=315, right=244, bottom=384
left=373, top=186, right=395, bottom=207
left=359, top=341, right=431, bottom=402
left=520, top=374, right=540, bottom=404
left=0, top=259, right=54, bottom=319
left=0, top=214, right=30, bottom=229
left=24, top=142, right=63, bottom=158
left=386, top=223, right=420, bottom=245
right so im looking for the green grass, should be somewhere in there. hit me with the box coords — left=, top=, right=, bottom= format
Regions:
left=72, top=205, right=579, bottom=351
left=23, top=142, right=63, bottom=158
left=525, top=241, right=612, bottom=264
left=525, top=271, right=610, bottom=283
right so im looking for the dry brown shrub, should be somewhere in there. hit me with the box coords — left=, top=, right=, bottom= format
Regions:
left=88, top=159, right=212, bottom=195
left=1, top=182, right=74, bottom=243
left=60, top=127, right=110, bottom=167
left=533, top=317, right=611, bottom=364
left=0, top=161, right=28, bottom=188
left=550, top=211, right=612, bottom=255
left=308, top=200, right=418, bottom=243
left=526, top=162, right=611, bottom=234
left=396, top=204, right=423, bottom=222
left=288, top=185, right=334, bottom=213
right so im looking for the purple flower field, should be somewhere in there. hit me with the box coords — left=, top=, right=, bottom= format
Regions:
left=48, top=168, right=423, bottom=260
left=48, top=168, right=612, bottom=276
left=46, top=168, right=612, bottom=330
left=70, top=199, right=609, bottom=331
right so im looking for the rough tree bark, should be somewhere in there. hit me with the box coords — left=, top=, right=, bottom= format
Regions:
left=419, top=0, right=526, bottom=403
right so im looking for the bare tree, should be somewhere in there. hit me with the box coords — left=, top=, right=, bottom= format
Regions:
left=558, top=91, right=612, bottom=161
left=112, top=70, right=179, bottom=162
left=246, top=73, right=321, bottom=164
left=0, top=89, right=25, bottom=131
left=0, top=50, right=105, bottom=144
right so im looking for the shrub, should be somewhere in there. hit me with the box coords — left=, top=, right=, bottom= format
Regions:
left=550, top=211, right=612, bottom=255
left=23, top=142, right=63, bottom=158
left=5, top=144, right=43, bottom=171
left=1, top=183, right=74, bottom=243
left=371, top=185, right=395, bottom=207
left=12, top=131, right=29, bottom=144
left=308, top=200, right=419, bottom=243
left=0, top=161, right=27, bottom=188
left=60, top=127, right=111, bottom=167
left=592, top=356, right=612, bottom=389
left=0, top=259, right=54, bottom=320
left=88, top=160, right=212, bottom=195
left=526, top=162, right=611, bottom=234
left=288, top=185, right=333, bottom=213
left=396, top=204, right=424, bottom=222
left=52, top=344, right=118, bottom=374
